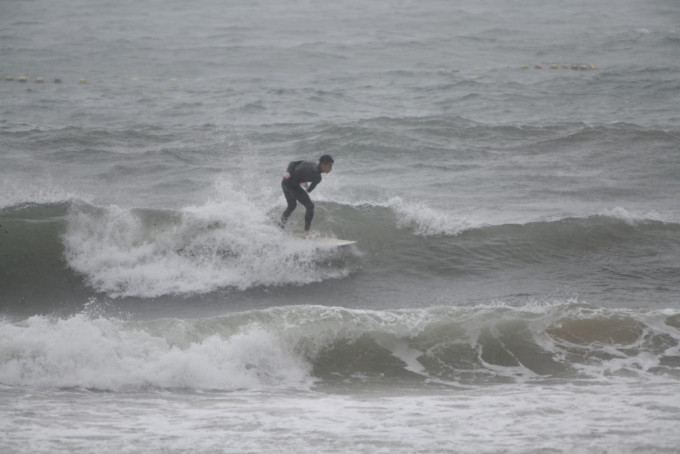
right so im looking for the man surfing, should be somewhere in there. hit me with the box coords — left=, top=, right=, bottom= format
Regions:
left=280, top=154, right=334, bottom=237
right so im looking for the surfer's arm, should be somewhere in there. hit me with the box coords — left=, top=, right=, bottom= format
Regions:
left=306, top=174, right=321, bottom=193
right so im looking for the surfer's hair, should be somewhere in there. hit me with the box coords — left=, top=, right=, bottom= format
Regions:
left=319, top=154, right=334, bottom=165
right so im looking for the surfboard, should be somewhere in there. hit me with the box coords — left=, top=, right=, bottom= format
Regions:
left=306, top=237, right=357, bottom=247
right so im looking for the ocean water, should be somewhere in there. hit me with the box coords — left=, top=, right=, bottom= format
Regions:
left=2, top=0, right=680, bottom=452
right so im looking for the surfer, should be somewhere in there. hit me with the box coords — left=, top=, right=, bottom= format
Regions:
left=280, top=154, right=334, bottom=237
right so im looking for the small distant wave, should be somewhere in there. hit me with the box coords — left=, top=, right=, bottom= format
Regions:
left=0, top=185, right=84, bottom=211
left=1, top=302, right=678, bottom=391
left=596, top=206, right=670, bottom=224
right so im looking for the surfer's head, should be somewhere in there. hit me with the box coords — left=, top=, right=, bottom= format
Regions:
left=319, top=154, right=334, bottom=173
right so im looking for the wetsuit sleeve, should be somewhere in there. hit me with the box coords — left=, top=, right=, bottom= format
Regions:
left=306, top=174, right=322, bottom=193
left=286, top=161, right=302, bottom=174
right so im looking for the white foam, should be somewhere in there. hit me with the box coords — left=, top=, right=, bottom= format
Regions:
left=386, top=202, right=679, bottom=237
left=316, top=193, right=482, bottom=237
left=0, top=181, right=86, bottom=210
left=63, top=184, right=351, bottom=297
left=387, top=197, right=479, bottom=236
left=4, top=378, right=680, bottom=453
left=598, top=206, right=666, bottom=224
left=0, top=314, right=312, bottom=391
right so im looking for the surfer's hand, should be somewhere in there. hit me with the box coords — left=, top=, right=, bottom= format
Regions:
left=301, top=182, right=308, bottom=188
left=283, top=172, right=291, bottom=179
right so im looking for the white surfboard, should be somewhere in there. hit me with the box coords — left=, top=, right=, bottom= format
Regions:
left=306, top=237, right=357, bottom=247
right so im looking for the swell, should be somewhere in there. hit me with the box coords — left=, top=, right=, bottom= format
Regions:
left=285, top=118, right=680, bottom=172
left=325, top=201, right=680, bottom=283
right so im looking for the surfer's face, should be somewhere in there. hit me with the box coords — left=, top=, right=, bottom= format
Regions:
left=320, top=162, right=333, bottom=173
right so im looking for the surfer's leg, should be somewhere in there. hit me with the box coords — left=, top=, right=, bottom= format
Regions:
left=297, top=190, right=314, bottom=231
left=280, top=183, right=297, bottom=228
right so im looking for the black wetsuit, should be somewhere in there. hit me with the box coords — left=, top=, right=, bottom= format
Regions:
left=280, top=160, right=323, bottom=231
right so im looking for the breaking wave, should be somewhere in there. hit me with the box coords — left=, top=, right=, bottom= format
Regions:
left=1, top=303, right=679, bottom=391
left=1, top=196, right=678, bottom=303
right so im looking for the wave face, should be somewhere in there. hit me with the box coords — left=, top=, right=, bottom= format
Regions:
left=1, top=200, right=354, bottom=305
left=2, top=198, right=680, bottom=310
left=1, top=303, right=678, bottom=391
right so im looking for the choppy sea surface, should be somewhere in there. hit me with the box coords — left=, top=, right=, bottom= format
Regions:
left=2, top=0, right=680, bottom=452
